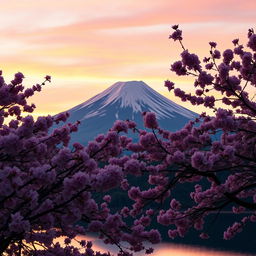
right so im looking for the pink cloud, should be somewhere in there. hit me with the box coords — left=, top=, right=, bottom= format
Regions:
left=0, top=0, right=255, bottom=115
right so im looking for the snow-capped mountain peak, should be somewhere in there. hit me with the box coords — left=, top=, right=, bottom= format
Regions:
left=62, top=81, right=197, bottom=143
left=71, top=81, right=195, bottom=120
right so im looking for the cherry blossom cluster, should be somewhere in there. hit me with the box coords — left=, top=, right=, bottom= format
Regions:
left=0, top=73, right=160, bottom=256
left=132, top=25, right=256, bottom=241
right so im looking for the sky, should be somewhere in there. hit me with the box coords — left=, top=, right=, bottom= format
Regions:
left=1, top=0, right=256, bottom=116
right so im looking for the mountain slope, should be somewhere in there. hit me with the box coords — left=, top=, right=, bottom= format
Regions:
left=62, top=81, right=197, bottom=143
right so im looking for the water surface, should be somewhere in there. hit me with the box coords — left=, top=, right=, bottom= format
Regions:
left=70, top=235, right=256, bottom=256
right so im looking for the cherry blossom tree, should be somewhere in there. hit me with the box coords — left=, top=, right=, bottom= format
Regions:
left=0, top=26, right=256, bottom=255
left=0, top=73, right=161, bottom=256
left=124, top=25, right=256, bottom=242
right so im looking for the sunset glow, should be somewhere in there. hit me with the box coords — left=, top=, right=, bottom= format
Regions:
left=1, top=0, right=256, bottom=115
left=61, top=235, right=254, bottom=256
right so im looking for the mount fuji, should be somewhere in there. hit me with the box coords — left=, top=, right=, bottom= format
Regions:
left=62, top=81, right=197, bottom=143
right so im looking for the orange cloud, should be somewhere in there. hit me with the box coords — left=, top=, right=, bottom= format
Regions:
left=0, top=0, right=255, bottom=116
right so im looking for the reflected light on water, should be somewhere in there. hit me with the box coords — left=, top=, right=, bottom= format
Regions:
left=59, top=235, right=255, bottom=256
left=154, top=243, right=254, bottom=256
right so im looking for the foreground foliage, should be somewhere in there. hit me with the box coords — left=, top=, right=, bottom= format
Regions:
left=0, top=26, right=256, bottom=255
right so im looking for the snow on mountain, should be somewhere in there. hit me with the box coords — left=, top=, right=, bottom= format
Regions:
left=60, top=81, right=197, bottom=143
left=71, top=81, right=195, bottom=120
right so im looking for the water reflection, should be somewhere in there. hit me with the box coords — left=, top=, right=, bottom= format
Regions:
left=153, top=244, right=255, bottom=256
left=68, top=235, right=256, bottom=256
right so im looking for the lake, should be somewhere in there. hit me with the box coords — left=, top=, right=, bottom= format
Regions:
left=65, top=235, right=256, bottom=256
